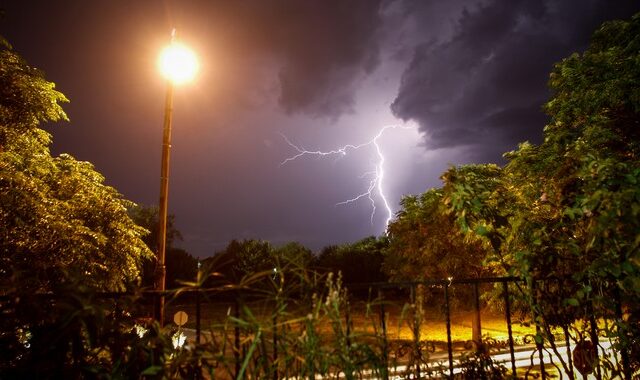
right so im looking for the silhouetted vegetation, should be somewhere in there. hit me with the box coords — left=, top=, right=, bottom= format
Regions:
left=129, top=205, right=198, bottom=289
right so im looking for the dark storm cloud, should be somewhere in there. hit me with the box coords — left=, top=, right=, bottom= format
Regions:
left=391, top=0, right=640, bottom=159
left=272, top=1, right=383, bottom=117
left=201, top=0, right=384, bottom=119
left=4, top=0, right=640, bottom=258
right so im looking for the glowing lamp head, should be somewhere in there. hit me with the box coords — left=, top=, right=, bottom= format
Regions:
left=158, top=42, right=199, bottom=84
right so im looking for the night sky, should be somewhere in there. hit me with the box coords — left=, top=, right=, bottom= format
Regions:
left=2, top=1, right=639, bottom=258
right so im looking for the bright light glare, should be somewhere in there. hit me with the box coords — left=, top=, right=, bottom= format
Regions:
left=158, top=42, right=199, bottom=84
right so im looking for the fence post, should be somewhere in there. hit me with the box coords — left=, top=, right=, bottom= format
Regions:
left=614, top=288, right=632, bottom=380
left=378, top=288, right=389, bottom=380
left=273, top=313, right=278, bottom=380
left=411, top=284, right=421, bottom=380
left=531, top=280, right=547, bottom=380
left=561, top=325, right=575, bottom=379
left=472, top=281, right=482, bottom=348
left=588, top=302, right=602, bottom=380
left=235, top=295, right=241, bottom=379
left=345, top=296, right=351, bottom=349
left=444, top=282, right=454, bottom=378
left=502, top=281, right=517, bottom=378
left=196, top=288, right=201, bottom=345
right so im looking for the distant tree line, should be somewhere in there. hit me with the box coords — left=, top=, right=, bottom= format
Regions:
left=200, top=236, right=387, bottom=287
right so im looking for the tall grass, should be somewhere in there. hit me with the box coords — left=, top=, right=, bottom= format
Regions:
left=160, top=260, right=515, bottom=379
left=0, top=260, right=522, bottom=378
left=186, top=270, right=392, bottom=379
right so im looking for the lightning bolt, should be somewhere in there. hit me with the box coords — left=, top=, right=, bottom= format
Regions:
left=280, top=125, right=408, bottom=229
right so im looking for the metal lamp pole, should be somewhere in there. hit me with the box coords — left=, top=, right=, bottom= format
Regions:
left=154, top=29, right=198, bottom=324
left=155, top=78, right=174, bottom=325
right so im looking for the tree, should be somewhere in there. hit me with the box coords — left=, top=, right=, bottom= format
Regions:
left=444, top=14, right=640, bottom=373
left=274, top=241, right=314, bottom=269
left=128, top=205, right=182, bottom=252
left=440, top=163, right=520, bottom=274
left=316, top=236, right=389, bottom=284
left=506, top=14, right=640, bottom=284
left=165, top=247, right=198, bottom=288
left=507, top=13, right=640, bottom=342
left=0, top=38, right=151, bottom=291
left=206, top=239, right=275, bottom=283
left=384, top=188, right=493, bottom=282
left=128, top=205, right=197, bottom=289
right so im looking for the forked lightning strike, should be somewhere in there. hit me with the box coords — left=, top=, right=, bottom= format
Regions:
left=280, top=125, right=407, bottom=229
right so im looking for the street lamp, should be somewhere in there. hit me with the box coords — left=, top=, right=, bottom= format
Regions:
left=155, top=29, right=198, bottom=324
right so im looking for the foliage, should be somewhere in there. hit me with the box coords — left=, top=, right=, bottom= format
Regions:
left=441, top=164, right=514, bottom=254
left=207, top=239, right=275, bottom=283
left=0, top=281, right=177, bottom=379
left=165, top=248, right=198, bottom=289
left=0, top=38, right=66, bottom=148
left=3, top=11, right=640, bottom=379
left=128, top=205, right=198, bottom=289
left=273, top=241, right=314, bottom=269
left=0, top=247, right=561, bottom=380
left=204, top=239, right=315, bottom=289
left=440, top=14, right=640, bottom=375
left=0, top=39, right=151, bottom=292
left=2, top=266, right=389, bottom=379
left=128, top=205, right=182, bottom=251
left=456, top=349, right=511, bottom=380
left=316, top=236, right=389, bottom=284
left=384, top=188, right=494, bottom=281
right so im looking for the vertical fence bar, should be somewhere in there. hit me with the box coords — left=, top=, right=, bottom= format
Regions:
left=502, top=281, right=517, bottom=378
left=152, top=292, right=159, bottom=323
left=588, top=302, right=602, bottom=380
left=536, top=321, right=547, bottom=379
left=273, top=313, right=278, bottom=380
left=531, top=280, right=547, bottom=380
left=345, top=297, right=351, bottom=349
left=411, top=284, right=421, bottom=380
left=614, top=288, right=632, bottom=380
left=235, top=296, right=241, bottom=379
left=444, top=282, right=454, bottom=378
left=196, top=288, right=201, bottom=345
left=378, top=288, right=389, bottom=380
left=562, top=325, right=574, bottom=379
left=473, top=281, right=482, bottom=348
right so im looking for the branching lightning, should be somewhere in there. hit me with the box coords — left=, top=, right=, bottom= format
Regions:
left=280, top=125, right=408, bottom=229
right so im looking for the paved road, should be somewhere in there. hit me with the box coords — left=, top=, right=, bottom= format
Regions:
left=178, top=328, right=620, bottom=379
left=388, top=340, right=615, bottom=379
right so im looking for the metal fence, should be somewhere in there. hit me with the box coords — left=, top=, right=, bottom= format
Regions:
left=139, top=276, right=632, bottom=379
left=2, top=276, right=633, bottom=379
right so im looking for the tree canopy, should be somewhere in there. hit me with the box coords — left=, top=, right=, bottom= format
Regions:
left=0, top=38, right=152, bottom=291
left=384, top=187, right=493, bottom=281
left=316, top=236, right=388, bottom=284
left=445, top=14, right=640, bottom=296
left=128, top=205, right=198, bottom=289
left=433, top=14, right=640, bottom=368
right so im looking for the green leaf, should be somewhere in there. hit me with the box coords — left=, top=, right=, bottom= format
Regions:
left=621, top=260, right=635, bottom=274
left=141, top=365, right=163, bottom=375
left=474, top=225, right=489, bottom=236
left=534, top=334, right=543, bottom=345
left=566, top=298, right=580, bottom=307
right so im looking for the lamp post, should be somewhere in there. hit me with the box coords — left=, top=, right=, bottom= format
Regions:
left=155, top=29, right=198, bottom=324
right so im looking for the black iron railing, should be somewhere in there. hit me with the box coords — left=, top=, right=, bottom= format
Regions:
left=136, top=276, right=631, bottom=379
left=1, top=276, right=633, bottom=379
